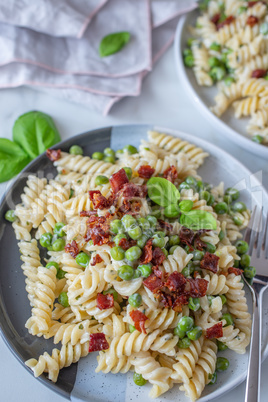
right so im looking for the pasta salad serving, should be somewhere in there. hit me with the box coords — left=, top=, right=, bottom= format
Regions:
left=183, top=0, right=268, bottom=145
left=5, top=130, right=255, bottom=401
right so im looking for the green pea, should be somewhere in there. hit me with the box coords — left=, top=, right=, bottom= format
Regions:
left=217, top=340, right=228, bottom=351
left=123, top=144, right=138, bottom=155
left=183, top=49, right=192, bottom=59
left=185, top=176, right=197, bottom=187
left=187, top=326, right=202, bottom=341
left=252, top=135, right=264, bottom=144
left=205, top=243, right=216, bottom=254
left=240, top=254, right=251, bottom=268
left=187, top=261, right=195, bottom=274
left=152, top=234, right=165, bottom=248
left=92, top=151, right=104, bottom=160
left=174, top=326, right=186, bottom=338
left=193, top=250, right=204, bottom=261
left=164, top=204, right=180, bottom=218
left=114, top=233, right=127, bottom=246
left=233, top=259, right=240, bottom=268
left=54, top=222, right=66, bottom=237
left=260, top=22, right=268, bottom=35
left=208, top=372, right=217, bottom=385
left=208, top=57, right=222, bottom=68
left=129, top=324, right=136, bottom=333
left=214, top=202, right=228, bottom=215
left=244, top=266, right=256, bottom=279
left=218, top=230, right=225, bottom=242
left=122, top=214, right=137, bottom=229
left=122, top=167, right=132, bottom=180
left=196, top=180, right=204, bottom=191
left=133, top=269, right=142, bottom=279
left=137, top=234, right=150, bottom=248
left=137, top=218, right=151, bottom=231
left=69, top=145, right=83, bottom=155
left=133, top=372, right=147, bottom=386
left=225, top=187, right=240, bottom=201
left=57, top=269, right=67, bottom=279
left=187, top=38, right=195, bottom=47
left=207, top=194, right=215, bottom=206
left=162, top=248, right=168, bottom=257
left=178, top=337, right=191, bottom=349
left=182, top=266, right=191, bottom=277
left=188, top=297, right=200, bottom=311
left=235, top=240, right=249, bottom=255
left=95, top=175, right=109, bottom=186
left=220, top=295, right=227, bottom=305
left=233, top=216, right=243, bottom=226
left=76, top=252, right=90, bottom=267
left=179, top=200, right=194, bottom=213
left=210, top=42, right=221, bottom=52
left=216, top=357, right=229, bottom=372
left=103, top=288, right=118, bottom=301
left=200, top=190, right=210, bottom=202
left=118, top=265, right=134, bottom=281
left=137, top=264, right=152, bottom=278
left=150, top=206, right=162, bottom=219
left=207, top=295, right=214, bottom=306
left=104, top=156, right=115, bottom=164
left=232, top=201, right=247, bottom=213
left=179, top=182, right=191, bottom=191
left=129, top=293, right=142, bottom=308
left=222, top=313, right=234, bottom=326
left=209, top=66, right=226, bottom=81
left=52, top=238, right=65, bottom=251
left=40, top=232, right=53, bottom=248
left=224, top=76, right=235, bottom=87
left=111, top=246, right=125, bottom=261
left=177, top=316, right=194, bottom=332
left=223, top=195, right=232, bottom=205
left=125, top=246, right=142, bottom=261
left=184, top=54, right=194, bottom=67
left=58, top=292, right=69, bottom=308
left=46, top=261, right=59, bottom=270
left=169, top=245, right=179, bottom=255
left=128, top=225, right=142, bottom=240
left=110, top=219, right=124, bottom=234
left=5, top=209, right=16, bottom=222
left=104, top=147, right=115, bottom=157
left=169, top=235, right=180, bottom=246
left=116, top=149, right=123, bottom=157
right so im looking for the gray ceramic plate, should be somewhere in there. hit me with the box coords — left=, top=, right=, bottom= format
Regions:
left=174, top=10, right=268, bottom=159
left=0, top=124, right=267, bottom=402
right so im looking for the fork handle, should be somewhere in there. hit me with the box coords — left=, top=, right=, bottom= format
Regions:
left=245, top=290, right=261, bottom=402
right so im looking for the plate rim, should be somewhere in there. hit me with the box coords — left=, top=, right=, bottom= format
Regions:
left=0, top=123, right=267, bottom=402
left=174, top=11, right=268, bottom=159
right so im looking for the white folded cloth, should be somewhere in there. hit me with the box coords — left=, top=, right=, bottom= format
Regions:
left=0, top=0, right=197, bottom=114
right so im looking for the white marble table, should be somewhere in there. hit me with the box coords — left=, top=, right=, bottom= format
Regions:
left=0, top=46, right=267, bottom=402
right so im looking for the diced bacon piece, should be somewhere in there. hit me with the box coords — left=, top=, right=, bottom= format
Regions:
left=247, top=15, right=259, bottom=26
left=179, top=226, right=195, bottom=246
left=205, top=322, right=223, bottom=339
left=84, top=215, right=110, bottom=246
left=88, top=333, right=109, bottom=352
left=118, top=237, right=136, bottom=250
left=121, top=183, right=147, bottom=198
left=64, top=240, right=79, bottom=258
left=91, top=254, right=103, bottom=266
left=165, top=272, right=186, bottom=292
left=194, top=230, right=208, bottom=250
left=163, top=166, right=178, bottom=183
left=200, top=252, right=219, bottom=273
left=89, top=190, right=111, bottom=210
left=217, top=15, right=235, bottom=30
left=80, top=210, right=97, bottom=217
left=228, top=267, right=243, bottom=276
left=211, top=13, right=220, bottom=25
left=152, top=247, right=166, bottom=265
left=138, top=165, right=155, bottom=179
left=129, top=310, right=148, bottom=333
left=143, top=273, right=163, bottom=293
left=158, top=219, right=173, bottom=233
left=172, top=294, right=189, bottom=312
left=110, top=168, right=129, bottom=193
left=97, top=293, right=114, bottom=310
left=187, top=277, right=208, bottom=298
left=140, top=239, right=153, bottom=264
left=46, top=149, right=61, bottom=161
left=251, top=69, right=267, bottom=78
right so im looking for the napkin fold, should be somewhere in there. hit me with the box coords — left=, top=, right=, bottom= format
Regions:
left=0, top=0, right=197, bottom=114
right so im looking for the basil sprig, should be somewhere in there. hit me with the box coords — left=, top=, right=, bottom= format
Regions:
left=147, top=177, right=180, bottom=207
left=180, top=210, right=217, bottom=230
left=99, top=32, right=130, bottom=57
left=0, top=111, right=61, bottom=183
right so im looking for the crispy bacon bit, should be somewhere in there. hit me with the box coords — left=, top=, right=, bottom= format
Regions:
left=163, top=166, right=178, bottom=183
left=211, top=13, right=220, bottom=25
left=84, top=215, right=110, bottom=246
left=158, top=219, right=173, bottom=233
left=118, top=237, right=137, bottom=250
left=172, top=294, right=189, bottom=312
left=80, top=210, right=97, bottom=217
left=110, top=168, right=129, bottom=193
left=187, top=277, right=208, bottom=298
left=64, top=240, right=79, bottom=258
left=165, top=272, right=186, bottom=292
left=46, top=149, right=61, bottom=161
left=91, top=254, right=103, bottom=266
left=143, top=273, right=164, bottom=293
left=228, top=267, right=243, bottom=276
left=118, top=199, right=131, bottom=213
left=120, top=183, right=147, bottom=198
left=179, top=226, right=195, bottom=246
left=138, top=165, right=155, bottom=179
left=205, top=322, right=223, bottom=339
left=152, top=247, right=166, bottom=265
left=251, top=69, right=267, bottom=78
left=140, top=239, right=153, bottom=264
left=88, top=333, right=109, bottom=352
left=96, top=293, right=114, bottom=310
left=194, top=236, right=207, bottom=251
left=200, top=252, right=219, bottom=273
left=89, top=190, right=111, bottom=210
left=217, top=15, right=235, bottom=30
left=247, top=15, right=259, bottom=26
left=129, top=310, right=148, bottom=333
left=152, top=266, right=165, bottom=280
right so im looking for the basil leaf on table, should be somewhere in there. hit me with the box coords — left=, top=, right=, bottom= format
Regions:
left=180, top=210, right=217, bottom=230
left=147, top=177, right=180, bottom=207
left=99, top=32, right=130, bottom=57
left=0, top=138, right=30, bottom=183
left=13, top=111, right=61, bottom=159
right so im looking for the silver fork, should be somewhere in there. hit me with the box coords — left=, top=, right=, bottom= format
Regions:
left=243, top=206, right=268, bottom=402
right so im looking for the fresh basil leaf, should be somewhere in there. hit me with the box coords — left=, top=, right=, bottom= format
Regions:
left=13, top=111, right=61, bottom=159
left=0, top=138, right=30, bottom=183
left=147, top=177, right=180, bottom=207
left=99, top=32, right=130, bottom=57
left=180, top=210, right=217, bottom=230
